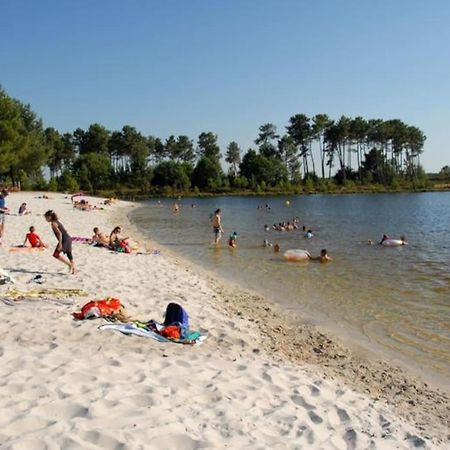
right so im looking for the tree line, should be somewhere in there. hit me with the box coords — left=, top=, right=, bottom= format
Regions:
left=0, top=86, right=430, bottom=195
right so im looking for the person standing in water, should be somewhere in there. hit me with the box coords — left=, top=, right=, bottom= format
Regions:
left=211, top=208, right=223, bottom=244
left=44, top=210, right=75, bottom=274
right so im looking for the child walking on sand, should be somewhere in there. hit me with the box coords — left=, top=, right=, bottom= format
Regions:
left=44, top=210, right=75, bottom=274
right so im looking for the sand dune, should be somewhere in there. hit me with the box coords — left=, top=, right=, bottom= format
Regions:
left=0, top=193, right=447, bottom=449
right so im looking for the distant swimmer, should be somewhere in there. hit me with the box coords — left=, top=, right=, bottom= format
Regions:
left=274, top=243, right=281, bottom=253
left=305, top=229, right=314, bottom=239
left=211, top=208, right=224, bottom=244
left=309, top=249, right=333, bottom=263
left=264, top=224, right=270, bottom=231
left=263, top=239, right=272, bottom=247
left=172, top=202, right=180, bottom=213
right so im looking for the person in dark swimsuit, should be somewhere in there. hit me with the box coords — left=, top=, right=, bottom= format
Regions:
left=44, top=210, right=75, bottom=274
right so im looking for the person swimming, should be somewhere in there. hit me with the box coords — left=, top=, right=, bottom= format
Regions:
left=305, top=229, right=314, bottom=239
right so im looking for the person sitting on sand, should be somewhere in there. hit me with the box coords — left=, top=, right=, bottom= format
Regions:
left=44, top=210, right=75, bottom=274
left=23, top=226, right=47, bottom=248
left=92, top=227, right=110, bottom=247
left=18, top=202, right=31, bottom=216
left=309, top=249, right=333, bottom=263
left=109, top=226, right=131, bottom=253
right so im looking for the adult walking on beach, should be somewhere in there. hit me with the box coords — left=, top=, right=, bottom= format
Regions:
left=0, top=190, right=9, bottom=245
left=211, top=208, right=223, bottom=244
left=44, top=210, right=75, bottom=274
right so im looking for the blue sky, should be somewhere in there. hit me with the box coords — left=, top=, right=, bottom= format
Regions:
left=1, top=0, right=449, bottom=171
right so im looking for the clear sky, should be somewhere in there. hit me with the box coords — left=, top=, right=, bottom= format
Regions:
left=1, top=0, right=449, bottom=172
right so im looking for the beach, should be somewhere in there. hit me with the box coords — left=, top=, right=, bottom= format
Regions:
left=0, top=192, right=448, bottom=449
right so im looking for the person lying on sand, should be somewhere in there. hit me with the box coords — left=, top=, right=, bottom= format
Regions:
left=109, top=226, right=131, bottom=253
left=73, top=199, right=92, bottom=211
left=92, top=227, right=110, bottom=247
left=23, top=226, right=48, bottom=248
left=309, top=249, right=333, bottom=263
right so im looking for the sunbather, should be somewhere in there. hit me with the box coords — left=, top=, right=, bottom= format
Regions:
left=109, top=226, right=131, bottom=253
left=92, top=227, right=110, bottom=247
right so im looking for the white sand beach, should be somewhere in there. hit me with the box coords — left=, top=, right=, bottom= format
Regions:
left=0, top=192, right=448, bottom=449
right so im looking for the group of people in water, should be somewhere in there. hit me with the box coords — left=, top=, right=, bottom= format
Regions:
left=209, top=206, right=332, bottom=262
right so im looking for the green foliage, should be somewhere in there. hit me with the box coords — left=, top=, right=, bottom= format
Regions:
left=47, top=177, right=58, bottom=192
left=0, top=87, right=49, bottom=185
left=225, top=141, right=241, bottom=176
left=240, top=150, right=288, bottom=187
left=152, top=161, right=191, bottom=191
left=197, top=132, right=221, bottom=161
left=73, top=153, right=112, bottom=191
left=191, top=156, right=224, bottom=190
left=0, top=86, right=432, bottom=195
left=58, top=170, right=79, bottom=192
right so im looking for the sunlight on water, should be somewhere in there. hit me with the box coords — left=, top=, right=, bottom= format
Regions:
left=130, top=193, right=450, bottom=380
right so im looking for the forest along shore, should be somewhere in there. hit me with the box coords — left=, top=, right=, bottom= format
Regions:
left=0, top=192, right=447, bottom=448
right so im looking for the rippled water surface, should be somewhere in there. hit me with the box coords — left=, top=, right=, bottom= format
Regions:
left=130, top=193, right=450, bottom=382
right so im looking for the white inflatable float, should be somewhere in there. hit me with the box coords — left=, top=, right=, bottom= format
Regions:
left=381, top=239, right=407, bottom=247
left=284, top=249, right=310, bottom=261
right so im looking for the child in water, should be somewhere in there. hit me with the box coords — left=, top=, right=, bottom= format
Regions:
left=228, top=232, right=237, bottom=248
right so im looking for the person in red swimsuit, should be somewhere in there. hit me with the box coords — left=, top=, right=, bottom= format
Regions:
left=23, top=226, right=47, bottom=248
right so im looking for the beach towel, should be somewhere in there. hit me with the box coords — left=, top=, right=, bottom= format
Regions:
left=99, top=322, right=205, bottom=345
left=3, top=287, right=88, bottom=301
left=71, top=237, right=92, bottom=244
left=9, top=246, right=46, bottom=253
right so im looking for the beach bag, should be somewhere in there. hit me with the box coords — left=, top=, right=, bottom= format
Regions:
left=160, top=325, right=182, bottom=339
left=73, top=298, right=122, bottom=320
left=164, top=302, right=189, bottom=328
left=119, top=241, right=131, bottom=253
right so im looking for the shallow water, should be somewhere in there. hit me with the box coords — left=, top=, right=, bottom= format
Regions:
left=130, top=193, right=450, bottom=382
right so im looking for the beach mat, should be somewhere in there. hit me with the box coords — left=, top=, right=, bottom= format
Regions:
left=9, top=246, right=46, bottom=253
left=3, top=287, right=89, bottom=301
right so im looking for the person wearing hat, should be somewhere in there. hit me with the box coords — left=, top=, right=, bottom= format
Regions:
left=0, top=190, right=10, bottom=245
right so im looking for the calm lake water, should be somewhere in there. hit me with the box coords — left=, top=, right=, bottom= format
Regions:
left=130, top=193, right=450, bottom=384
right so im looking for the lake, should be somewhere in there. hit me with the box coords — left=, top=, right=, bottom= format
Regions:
left=130, top=192, right=450, bottom=384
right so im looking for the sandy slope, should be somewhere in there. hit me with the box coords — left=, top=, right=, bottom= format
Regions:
left=0, top=192, right=447, bottom=449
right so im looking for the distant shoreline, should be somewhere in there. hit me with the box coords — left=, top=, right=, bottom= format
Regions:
left=90, top=184, right=450, bottom=201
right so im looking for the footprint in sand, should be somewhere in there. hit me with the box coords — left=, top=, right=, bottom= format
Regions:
left=308, top=410, right=324, bottom=425
left=291, top=395, right=315, bottom=410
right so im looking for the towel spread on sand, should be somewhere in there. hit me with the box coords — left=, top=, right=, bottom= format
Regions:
left=99, top=322, right=205, bottom=345
left=2, top=287, right=88, bottom=300
left=9, top=246, right=46, bottom=253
